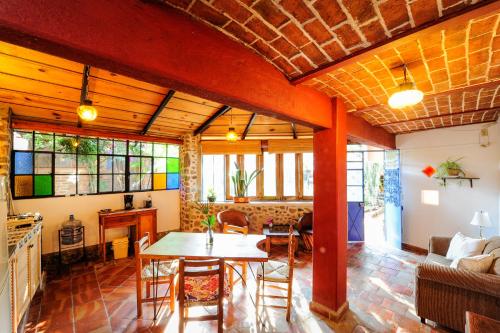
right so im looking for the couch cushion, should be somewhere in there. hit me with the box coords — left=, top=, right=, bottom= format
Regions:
left=425, top=253, right=453, bottom=267
left=450, top=254, right=494, bottom=273
left=483, top=236, right=500, bottom=255
left=445, top=232, right=486, bottom=260
left=489, top=257, right=500, bottom=275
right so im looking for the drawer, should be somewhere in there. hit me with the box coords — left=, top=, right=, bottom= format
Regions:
left=102, top=214, right=138, bottom=227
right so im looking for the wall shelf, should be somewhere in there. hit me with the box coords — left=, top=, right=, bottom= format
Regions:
left=435, top=177, right=480, bottom=188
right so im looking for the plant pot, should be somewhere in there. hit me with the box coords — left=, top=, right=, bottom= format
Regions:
left=207, top=196, right=216, bottom=203
left=233, top=196, right=250, bottom=203
left=447, top=168, right=462, bottom=177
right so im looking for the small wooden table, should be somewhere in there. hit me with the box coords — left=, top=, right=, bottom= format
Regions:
left=98, top=208, right=157, bottom=262
left=262, top=226, right=299, bottom=255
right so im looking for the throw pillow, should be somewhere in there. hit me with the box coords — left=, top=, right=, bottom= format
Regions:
left=450, top=254, right=494, bottom=273
left=489, top=257, right=500, bottom=275
left=446, top=232, right=486, bottom=260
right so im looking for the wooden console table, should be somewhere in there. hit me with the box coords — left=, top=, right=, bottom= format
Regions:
left=98, top=208, right=157, bottom=262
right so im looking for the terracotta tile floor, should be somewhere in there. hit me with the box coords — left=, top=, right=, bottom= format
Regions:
left=24, top=243, right=450, bottom=333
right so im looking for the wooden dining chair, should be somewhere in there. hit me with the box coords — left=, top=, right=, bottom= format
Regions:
left=178, top=258, right=229, bottom=333
left=223, top=223, right=248, bottom=289
left=255, top=225, right=296, bottom=321
left=135, top=232, right=178, bottom=317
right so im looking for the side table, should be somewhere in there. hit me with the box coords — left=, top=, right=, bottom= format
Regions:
left=262, top=226, right=300, bottom=256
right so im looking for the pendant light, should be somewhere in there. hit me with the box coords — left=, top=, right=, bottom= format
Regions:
left=388, top=65, right=423, bottom=109
left=226, top=109, right=238, bottom=142
left=77, top=65, right=98, bottom=122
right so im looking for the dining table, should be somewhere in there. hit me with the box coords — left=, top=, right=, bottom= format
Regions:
left=139, top=232, right=268, bottom=320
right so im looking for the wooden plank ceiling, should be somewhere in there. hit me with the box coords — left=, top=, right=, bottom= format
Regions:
left=0, top=41, right=311, bottom=140
left=153, top=0, right=499, bottom=134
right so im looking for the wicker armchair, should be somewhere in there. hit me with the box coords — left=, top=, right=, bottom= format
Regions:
left=415, top=236, right=500, bottom=332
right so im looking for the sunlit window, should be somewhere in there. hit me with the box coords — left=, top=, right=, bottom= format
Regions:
left=283, top=153, right=295, bottom=196
left=228, top=154, right=237, bottom=197
left=263, top=152, right=276, bottom=197
left=202, top=155, right=225, bottom=201
left=303, top=153, right=313, bottom=197
left=244, top=154, right=257, bottom=197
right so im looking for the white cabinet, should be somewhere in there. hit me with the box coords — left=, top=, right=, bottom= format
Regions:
left=9, top=226, right=41, bottom=332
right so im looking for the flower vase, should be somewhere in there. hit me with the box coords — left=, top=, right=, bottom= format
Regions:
left=206, top=227, right=214, bottom=246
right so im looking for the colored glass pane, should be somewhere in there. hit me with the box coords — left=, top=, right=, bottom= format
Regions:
left=167, top=145, right=179, bottom=158
left=34, top=153, right=52, bottom=174
left=167, top=173, right=179, bottom=189
left=55, top=175, right=76, bottom=196
left=154, top=173, right=166, bottom=190
left=154, top=144, right=167, bottom=157
left=15, top=152, right=33, bottom=175
left=13, top=131, right=33, bottom=151
left=167, top=158, right=179, bottom=173
left=154, top=158, right=166, bottom=173
left=15, top=175, right=32, bottom=197
left=34, top=133, right=54, bottom=151
left=34, top=175, right=52, bottom=196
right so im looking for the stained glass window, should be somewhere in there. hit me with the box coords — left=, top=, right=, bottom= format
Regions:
left=11, top=130, right=181, bottom=198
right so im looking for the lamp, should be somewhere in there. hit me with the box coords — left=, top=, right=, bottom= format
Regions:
left=388, top=65, right=423, bottom=109
left=77, top=99, right=98, bottom=121
left=226, top=109, right=238, bottom=142
left=470, top=211, right=491, bottom=238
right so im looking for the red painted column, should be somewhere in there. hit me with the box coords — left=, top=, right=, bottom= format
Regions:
left=310, top=97, right=348, bottom=320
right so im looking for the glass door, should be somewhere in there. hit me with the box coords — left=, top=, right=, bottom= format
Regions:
left=384, top=150, right=402, bottom=249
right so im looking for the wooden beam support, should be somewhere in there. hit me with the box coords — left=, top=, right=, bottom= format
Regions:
left=292, top=0, right=500, bottom=84
left=241, top=113, right=256, bottom=140
left=11, top=119, right=182, bottom=144
left=291, top=123, right=298, bottom=139
left=347, top=114, right=395, bottom=149
left=193, top=105, right=231, bottom=136
left=141, top=89, right=175, bottom=135
left=0, top=0, right=332, bottom=128
left=378, top=107, right=500, bottom=127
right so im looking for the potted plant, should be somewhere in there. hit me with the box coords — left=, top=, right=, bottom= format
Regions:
left=231, top=162, right=262, bottom=203
left=437, top=157, right=465, bottom=177
left=196, top=201, right=216, bottom=245
left=207, top=188, right=217, bottom=202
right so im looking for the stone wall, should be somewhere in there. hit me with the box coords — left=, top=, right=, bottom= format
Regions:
left=0, top=106, right=11, bottom=176
left=179, top=134, right=202, bottom=230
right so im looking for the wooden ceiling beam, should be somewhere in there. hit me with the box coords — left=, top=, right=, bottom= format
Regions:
left=193, top=105, right=231, bottom=136
left=12, top=118, right=182, bottom=144
left=291, top=122, right=297, bottom=139
left=141, top=89, right=175, bottom=135
left=292, top=0, right=500, bottom=84
left=378, top=107, right=500, bottom=127
left=241, top=113, right=256, bottom=140
left=0, top=0, right=332, bottom=128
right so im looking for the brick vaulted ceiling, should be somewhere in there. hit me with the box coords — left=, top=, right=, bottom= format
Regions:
left=153, top=0, right=500, bottom=134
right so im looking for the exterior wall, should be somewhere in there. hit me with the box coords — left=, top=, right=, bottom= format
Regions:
left=397, top=122, right=500, bottom=249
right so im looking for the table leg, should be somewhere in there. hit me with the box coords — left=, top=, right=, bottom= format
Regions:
left=102, top=227, right=106, bottom=263
left=266, top=237, right=271, bottom=254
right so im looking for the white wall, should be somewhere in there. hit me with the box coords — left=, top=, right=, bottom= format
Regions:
left=13, top=190, right=180, bottom=254
left=397, top=122, right=500, bottom=249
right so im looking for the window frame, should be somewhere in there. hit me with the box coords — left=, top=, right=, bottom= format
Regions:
left=11, top=130, right=181, bottom=200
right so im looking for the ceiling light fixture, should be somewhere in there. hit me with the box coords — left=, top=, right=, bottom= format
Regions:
left=388, top=65, right=423, bottom=109
left=77, top=99, right=98, bottom=121
left=226, top=109, right=238, bottom=142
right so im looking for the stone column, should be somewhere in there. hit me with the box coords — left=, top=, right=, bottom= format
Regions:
left=179, top=134, right=201, bottom=231
left=0, top=106, right=11, bottom=177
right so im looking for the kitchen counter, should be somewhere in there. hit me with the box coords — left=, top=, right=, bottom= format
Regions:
left=7, top=218, right=42, bottom=258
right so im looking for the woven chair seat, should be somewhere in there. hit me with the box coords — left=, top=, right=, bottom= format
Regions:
left=257, top=260, right=289, bottom=282
left=142, top=260, right=178, bottom=281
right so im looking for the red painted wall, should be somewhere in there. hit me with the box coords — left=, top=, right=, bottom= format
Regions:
left=312, top=98, right=348, bottom=312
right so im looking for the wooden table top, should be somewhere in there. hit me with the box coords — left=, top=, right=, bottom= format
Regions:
left=140, top=232, right=268, bottom=262
left=263, top=226, right=299, bottom=237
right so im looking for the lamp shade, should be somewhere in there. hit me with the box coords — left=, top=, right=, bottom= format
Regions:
left=388, top=82, right=423, bottom=109
left=470, top=211, right=492, bottom=227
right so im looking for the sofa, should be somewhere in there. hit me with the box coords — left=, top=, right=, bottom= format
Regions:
left=415, top=236, right=500, bottom=332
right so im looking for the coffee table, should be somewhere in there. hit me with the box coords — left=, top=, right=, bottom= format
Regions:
left=262, top=225, right=299, bottom=256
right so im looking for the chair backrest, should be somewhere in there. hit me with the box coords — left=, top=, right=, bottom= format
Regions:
left=217, top=209, right=249, bottom=232
left=287, top=225, right=295, bottom=275
left=178, top=258, right=225, bottom=305
left=296, top=212, right=313, bottom=232
left=134, top=232, right=150, bottom=269
left=223, top=223, right=248, bottom=235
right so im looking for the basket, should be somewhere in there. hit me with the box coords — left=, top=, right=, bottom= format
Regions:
left=112, top=237, right=129, bottom=259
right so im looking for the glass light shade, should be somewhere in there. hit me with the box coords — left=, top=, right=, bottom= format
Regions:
left=470, top=211, right=492, bottom=227
left=77, top=100, right=98, bottom=121
left=388, top=82, right=423, bottom=109
left=226, top=127, right=238, bottom=142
